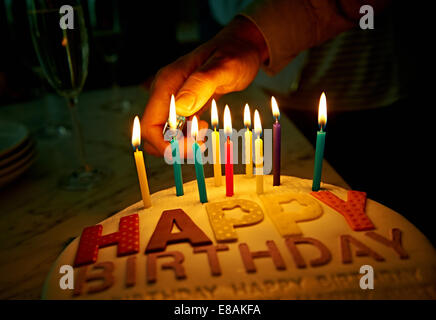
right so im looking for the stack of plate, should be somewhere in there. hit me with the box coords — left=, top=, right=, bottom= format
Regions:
left=0, top=121, right=36, bottom=188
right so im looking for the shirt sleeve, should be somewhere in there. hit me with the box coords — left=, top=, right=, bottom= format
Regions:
left=239, top=0, right=390, bottom=75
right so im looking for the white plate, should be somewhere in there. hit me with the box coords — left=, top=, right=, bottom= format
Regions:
left=0, top=121, right=29, bottom=158
left=0, top=153, right=36, bottom=188
left=0, top=146, right=36, bottom=177
left=0, top=138, right=34, bottom=167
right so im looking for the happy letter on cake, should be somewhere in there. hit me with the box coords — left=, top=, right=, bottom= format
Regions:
left=260, top=193, right=323, bottom=237
left=239, top=240, right=286, bottom=273
left=205, top=199, right=264, bottom=242
left=74, top=214, right=140, bottom=267
left=147, top=251, right=186, bottom=283
left=285, top=236, right=332, bottom=268
left=311, top=190, right=375, bottom=231
left=145, top=209, right=212, bottom=253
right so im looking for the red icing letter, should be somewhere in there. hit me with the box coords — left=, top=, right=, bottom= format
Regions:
left=239, top=240, right=286, bottom=273
left=74, top=214, right=139, bottom=267
left=365, top=228, right=409, bottom=259
left=340, top=235, right=384, bottom=264
left=193, top=244, right=229, bottom=276
left=146, top=251, right=186, bottom=283
left=285, top=236, right=332, bottom=268
left=311, top=190, right=375, bottom=231
left=125, top=256, right=137, bottom=287
left=74, top=262, right=115, bottom=296
left=145, top=209, right=212, bottom=253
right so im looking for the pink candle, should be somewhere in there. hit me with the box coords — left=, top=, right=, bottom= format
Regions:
left=225, top=136, right=234, bottom=197
left=224, top=105, right=233, bottom=197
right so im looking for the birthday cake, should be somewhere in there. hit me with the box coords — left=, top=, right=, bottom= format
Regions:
left=42, top=175, right=436, bottom=299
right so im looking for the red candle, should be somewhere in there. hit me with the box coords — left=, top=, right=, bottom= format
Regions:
left=224, top=105, right=234, bottom=197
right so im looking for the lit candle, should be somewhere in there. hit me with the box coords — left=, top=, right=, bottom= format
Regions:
left=211, top=99, right=222, bottom=186
left=224, top=105, right=234, bottom=197
left=272, top=97, right=281, bottom=186
left=132, top=116, right=151, bottom=208
left=169, top=94, right=184, bottom=196
left=312, top=92, right=327, bottom=191
left=254, top=110, right=264, bottom=194
left=191, top=116, right=208, bottom=203
left=244, top=104, right=253, bottom=178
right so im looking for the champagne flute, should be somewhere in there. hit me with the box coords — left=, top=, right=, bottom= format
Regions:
left=27, top=0, right=108, bottom=190
left=4, top=0, right=71, bottom=139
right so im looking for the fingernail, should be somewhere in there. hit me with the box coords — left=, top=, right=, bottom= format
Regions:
left=175, top=92, right=196, bottom=111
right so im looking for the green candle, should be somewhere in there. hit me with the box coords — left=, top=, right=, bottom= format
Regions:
left=192, top=116, right=208, bottom=203
left=171, top=137, right=184, bottom=196
left=312, top=130, right=326, bottom=191
left=169, top=94, right=184, bottom=196
left=312, top=92, right=327, bottom=191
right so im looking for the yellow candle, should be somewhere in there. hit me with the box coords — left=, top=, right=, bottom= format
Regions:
left=132, top=116, right=151, bottom=208
left=244, top=104, right=253, bottom=178
left=211, top=99, right=222, bottom=186
left=254, top=110, right=263, bottom=194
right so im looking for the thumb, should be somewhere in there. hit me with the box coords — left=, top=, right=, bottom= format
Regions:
left=175, top=67, right=224, bottom=117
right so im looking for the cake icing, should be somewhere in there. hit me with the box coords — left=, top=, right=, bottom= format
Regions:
left=42, top=175, right=436, bottom=299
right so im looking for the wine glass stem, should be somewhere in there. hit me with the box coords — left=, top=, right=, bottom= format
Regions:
left=67, top=97, right=90, bottom=172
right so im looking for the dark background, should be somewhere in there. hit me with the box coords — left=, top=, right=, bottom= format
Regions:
left=0, top=0, right=221, bottom=104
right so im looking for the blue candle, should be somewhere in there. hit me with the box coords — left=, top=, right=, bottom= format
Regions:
left=312, top=92, right=327, bottom=191
left=191, top=116, right=208, bottom=203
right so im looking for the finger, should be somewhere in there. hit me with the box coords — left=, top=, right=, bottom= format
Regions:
left=143, top=139, right=162, bottom=157
left=141, top=62, right=189, bottom=156
left=142, top=123, right=170, bottom=156
left=175, top=55, right=233, bottom=117
left=197, top=120, right=209, bottom=139
left=142, top=66, right=185, bottom=127
left=141, top=49, right=215, bottom=155
left=195, top=94, right=223, bottom=118
left=144, top=47, right=216, bottom=126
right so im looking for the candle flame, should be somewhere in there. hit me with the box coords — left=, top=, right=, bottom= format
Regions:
left=191, top=115, right=198, bottom=140
left=132, top=116, right=141, bottom=148
left=271, top=96, right=280, bottom=118
left=318, top=92, right=327, bottom=130
left=244, top=104, right=251, bottom=128
left=254, top=109, right=262, bottom=135
left=169, top=94, right=177, bottom=130
left=224, top=104, right=232, bottom=136
left=211, top=99, right=218, bottom=128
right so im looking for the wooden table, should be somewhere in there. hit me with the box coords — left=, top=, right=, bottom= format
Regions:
left=0, top=84, right=347, bottom=299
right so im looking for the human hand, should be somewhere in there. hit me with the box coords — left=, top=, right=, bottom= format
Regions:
left=141, top=16, right=268, bottom=157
